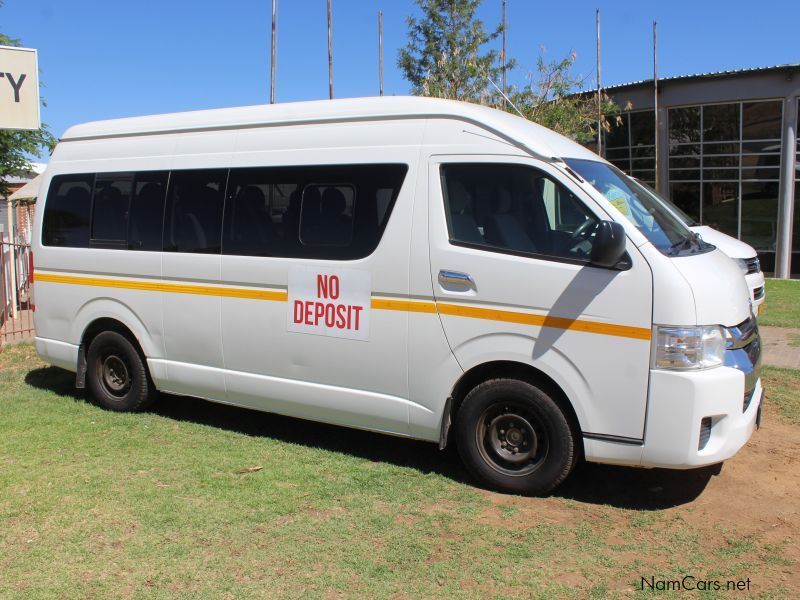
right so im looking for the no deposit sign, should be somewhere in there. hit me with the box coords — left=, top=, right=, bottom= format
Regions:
left=287, top=266, right=371, bottom=341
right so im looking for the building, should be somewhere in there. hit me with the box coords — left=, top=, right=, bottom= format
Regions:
left=595, top=65, right=799, bottom=277
left=1, top=162, right=46, bottom=244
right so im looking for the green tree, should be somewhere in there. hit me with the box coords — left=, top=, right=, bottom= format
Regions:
left=397, top=0, right=620, bottom=144
left=1, top=18, right=56, bottom=197
left=509, top=51, right=621, bottom=144
left=398, top=0, right=506, bottom=102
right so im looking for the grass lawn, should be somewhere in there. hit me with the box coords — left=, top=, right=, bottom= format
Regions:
left=762, top=366, right=800, bottom=425
left=1, top=344, right=798, bottom=598
left=760, top=279, right=800, bottom=327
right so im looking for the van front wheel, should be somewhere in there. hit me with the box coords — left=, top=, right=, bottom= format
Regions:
left=455, top=378, right=576, bottom=496
left=86, top=331, right=156, bottom=412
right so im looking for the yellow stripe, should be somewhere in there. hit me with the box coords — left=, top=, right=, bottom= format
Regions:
left=36, top=272, right=649, bottom=340
left=371, top=297, right=437, bottom=313
left=35, top=272, right=288, bottom=302
left=436, top=302, right=651, bottom=341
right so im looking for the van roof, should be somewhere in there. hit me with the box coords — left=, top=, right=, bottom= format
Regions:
left=60, top=96, right=599, bottom=163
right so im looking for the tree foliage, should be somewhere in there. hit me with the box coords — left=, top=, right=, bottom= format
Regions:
left=397, top=0, right=507, bottom=102
left=508, top=52, right=621, bottom=144
left=1, top=25, right=56, bottom=197
left=398, top=0, right=621, bottom=143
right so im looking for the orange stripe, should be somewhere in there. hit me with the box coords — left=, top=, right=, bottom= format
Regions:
left=36, top=272, right=649, bottom=340
left=436, top=302, right=651, bottom=341
left=371, top=297, right=437, bottom=313
left=35, top=272, right=288, bottom=301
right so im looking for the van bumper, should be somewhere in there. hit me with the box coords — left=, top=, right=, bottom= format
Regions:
left=640, top=367, right=761, bottom=469
left=34, top=336, right=79, bottom=372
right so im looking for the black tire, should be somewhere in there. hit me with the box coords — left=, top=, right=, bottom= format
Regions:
left=86, top=331, right=156, bottom=412
left=454, top=378, right=576, bottom=496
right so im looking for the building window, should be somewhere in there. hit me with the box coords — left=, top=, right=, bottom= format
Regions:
left=794, top=99, right=800, bottom=271
left=667, top=100, right=783, bottom=252
left=604, top=110, right=656, bottom=188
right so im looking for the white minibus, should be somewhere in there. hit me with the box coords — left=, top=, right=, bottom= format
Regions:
left=632, top=180, right=766, bottom=311
left=33, top=97, right=763, bottom=495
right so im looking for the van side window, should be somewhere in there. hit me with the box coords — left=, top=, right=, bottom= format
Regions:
left=441, top=164, right=599, bottom=263
left=91, top=174, right=133, bottom=246
left=222, top=164, right=407, bottom=260
left=222, top=168, right=297, bottom=257
left=42, top=174, right=94, bottom=247
left=300, top=184, right=355, bottom=247
left=163, top=169, right=227, bottom=254
left=128, top=171, right=169, bottom=251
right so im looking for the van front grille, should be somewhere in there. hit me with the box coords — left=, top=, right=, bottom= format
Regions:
left=698, top=417, right=712, bottom=450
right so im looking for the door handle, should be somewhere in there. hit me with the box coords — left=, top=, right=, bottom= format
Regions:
left=438, top=270, right=474, bottom=286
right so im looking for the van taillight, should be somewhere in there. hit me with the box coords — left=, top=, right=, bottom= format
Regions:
left=29, top=250, right=34, bottom=283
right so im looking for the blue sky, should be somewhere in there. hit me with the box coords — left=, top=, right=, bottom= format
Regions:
left=2, top=0, right=798, bottom=159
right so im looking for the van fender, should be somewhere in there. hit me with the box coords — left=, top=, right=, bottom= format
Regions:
left=448, top=332, right=592, bottom=432
left=71, top=296, right=162, bottom=375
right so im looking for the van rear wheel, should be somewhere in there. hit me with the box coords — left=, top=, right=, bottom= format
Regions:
left=455, top=378, right=576, bottom=496
left=86, top=331, right=156, bottom=412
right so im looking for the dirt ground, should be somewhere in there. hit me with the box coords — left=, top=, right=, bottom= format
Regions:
left=475, top=399, right=800, bottom=592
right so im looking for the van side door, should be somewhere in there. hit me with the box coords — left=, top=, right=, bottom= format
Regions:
left=219, top=161, right=416, bottom=436
left=160, top=168, right=228, bottom=398
left=428, top=156, right=653, bottom=442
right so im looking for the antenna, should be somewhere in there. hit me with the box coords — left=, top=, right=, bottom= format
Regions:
left=501, top=0, right=507, bottom=108
left=487, top=77, right=524, bottom=118
left=270, top=0, right=277, bottom=104
left=596, top=8, right=602, bottom=155
left=379, top=11, right=384, bottom=96
left=653, top=20, right=659, bottom=192
left=328, top=0, right=334, bottom=99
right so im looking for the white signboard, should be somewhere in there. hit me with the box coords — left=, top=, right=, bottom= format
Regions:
left=287, top=266, right=371, bottom=341
left=0, top=46, right=40, bottom=130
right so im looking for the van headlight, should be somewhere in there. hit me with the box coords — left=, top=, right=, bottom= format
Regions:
left=734, top=258, right=749, bottom=275
left=653, top=325, right=726, bottom=370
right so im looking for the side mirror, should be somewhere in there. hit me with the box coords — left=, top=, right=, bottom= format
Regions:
left=590, top=220, right=627, bottom=268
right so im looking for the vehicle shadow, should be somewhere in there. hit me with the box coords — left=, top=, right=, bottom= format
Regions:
left=25, top=366, right=716, bottom=510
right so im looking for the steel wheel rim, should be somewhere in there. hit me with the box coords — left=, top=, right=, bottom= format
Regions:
left=475, top=401, right=548, bottom=477
left=99, top=353, right=131, bottom=397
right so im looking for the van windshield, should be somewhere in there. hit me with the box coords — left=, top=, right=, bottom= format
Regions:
left=635, top=179, right=698, bottom=227
left=564, top=158, right=712, bottom=257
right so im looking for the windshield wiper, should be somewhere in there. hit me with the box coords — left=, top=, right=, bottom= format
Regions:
left=666, top=232, right=703, bottom=256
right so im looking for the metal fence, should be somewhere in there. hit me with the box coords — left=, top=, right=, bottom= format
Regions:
left=0, top=239, right=34, bottom=349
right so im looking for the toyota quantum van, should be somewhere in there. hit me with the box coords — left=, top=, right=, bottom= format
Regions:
left=32, top=97, right=763, bottom=495
left=632, top=181, right=766, bottom=311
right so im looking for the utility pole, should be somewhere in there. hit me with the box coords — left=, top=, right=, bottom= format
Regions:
left=653, top=20, right=659, bottom=192
left=270, top=0, right=277, bottom=104
left=327, top=0, right=334, bottom=99
left=379, top=11, right=384, bottom=96
left=501, top=0, right=507, bottom=107
left=596, top=8, right=602, bottom=156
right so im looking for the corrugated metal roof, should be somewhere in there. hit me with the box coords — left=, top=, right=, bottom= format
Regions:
left=602, top=63, right=800, bottom=91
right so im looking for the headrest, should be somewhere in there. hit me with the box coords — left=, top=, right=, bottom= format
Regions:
left=492, top=188, right=512, bottom=214
left=448, top=180, right=471, bottom=214
left=302, top=186, right=322, bottom=213
left=64, top=186, right=90, bottom=203
left=136, top=182, right=162, bottom=201
left=321, top=187, right=346, bottom=216
left=237, top=185, right=266, bottom=208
